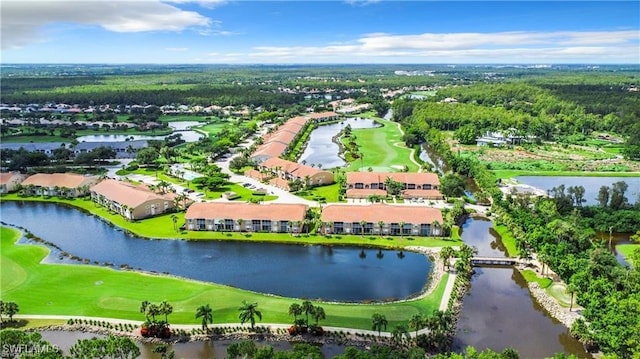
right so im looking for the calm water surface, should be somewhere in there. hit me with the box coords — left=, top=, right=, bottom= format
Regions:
left=0, top=201, right=430, bottom=301
left=453, top=217, right=591, bottom=358
left=515, top=176, right=640, bottom=206
left=298, top=118, right=379, bottom=168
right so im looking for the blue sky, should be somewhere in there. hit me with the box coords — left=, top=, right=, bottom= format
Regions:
left=1, top=1, right=638, bottom=64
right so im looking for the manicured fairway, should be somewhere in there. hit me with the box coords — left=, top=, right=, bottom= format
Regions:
left=0, top=227, right=446, bottom=329
left=347, top=117, right=418, bottom=172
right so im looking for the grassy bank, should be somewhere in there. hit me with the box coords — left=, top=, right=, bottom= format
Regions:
left=617, top=244, right=639, bottom=265
left=493, top=170, right=640, bottom=179
left=0, top=195, right=461, bottom=248
left=0, top=227, right=446, bottom=329
left=493, top=224, right=518, bottom=257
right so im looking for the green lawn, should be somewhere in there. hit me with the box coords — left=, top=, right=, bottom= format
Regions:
left=347, top=116, right=418, bottom=172
left=297, top=183, right=342, bottom=203
left=618, top=244, right=639, bottom=265
left=195, top=123, right=227, bottom=137
left=1, top=226, right=447, bottom=329
left=520, top=269, right=552, bottom=289
left=493, top=224, right=518, bottom=257
left=493, top=170, right=640, bottom=179
left=158, top=115, right=211, bottom=123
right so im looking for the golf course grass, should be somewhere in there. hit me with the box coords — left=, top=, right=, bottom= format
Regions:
left=347, top=116, right=418, bottom=173
left=1, top=195, right=462, bottom=248
left=1, top=226, right=447, bottom=329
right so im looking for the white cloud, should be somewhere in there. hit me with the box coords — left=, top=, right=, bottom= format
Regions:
left=242, top=30, right=640, bottom=63
left=344, top=0, right=381, bottom=7
left=1, top=0, right=212, bottom=49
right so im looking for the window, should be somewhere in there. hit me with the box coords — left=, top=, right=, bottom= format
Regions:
left=196, top=218, right=205, bottom=230
left=279, top=221, right=288, bottom=232
left=252, top=219, right=260, bottom=232
left=364, top=222, right=374, bottom=234
left=403, top=223, right=412, bottom=235
left=261, top=220, right=271, bottom=232
left=390, top=223, right=400, bottom=235
left=224, top=219, right=234, bottom=231
left=407, top=183, right=416, bottom=189
left=355, top=183, right=364, bottom=189
left=334, top=222, right=344, bottom=234
left=424, top=184, right=432, bottom=190
left=352, top=222, right=362, bottom=234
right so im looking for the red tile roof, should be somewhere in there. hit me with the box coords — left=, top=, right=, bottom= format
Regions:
left=307, top=111, right=338, bottom=120
left=346, top=172, right=440, bottom=186
left=91, top=179, right=173, bottom=208
left=269, top=177, right=290, bottom=190
left=345, top=188, right=387, bottom=198
left=0, top=172, right=23, bottom=185
left=21, top=173, right=97, bottom=188
left=251, top=142, right=288, bottom=159
left=185, top=202, right=307, bottom=221
left=321, top=203, right=443, bottom=224
left=402, top=189, right=444, bottom=199
left=261, top=157, right=330, bottom=179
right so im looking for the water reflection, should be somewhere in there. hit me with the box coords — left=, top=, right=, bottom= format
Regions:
left=298, top=118, right=379, bottom=168
left=455, top=218, right=590, bottom=358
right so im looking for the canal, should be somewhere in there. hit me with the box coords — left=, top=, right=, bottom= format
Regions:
left=454, top=217, right=591, bottom=358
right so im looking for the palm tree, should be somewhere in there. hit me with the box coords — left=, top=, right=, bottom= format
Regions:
left=409, top=313, right=424, bottom=338
left=170, top=214, right=178, bottom=232
left=301, top=300, right=315, bottom=326
left=399, top=221, right=406, bottom=239
left=238, top=301, right=262, bottom=329
left=236, top=218, right=245, bottom=232
left=312, top=306, right=325, bottom=325
left=146, top=303, right=161, bottom=322
left=439, top=246, right=455, bottom=270
left=359, top=220, right=367, bottom=238
left=288, top=303, right=302, bottom=324
left=432, top=220, right=441, bottom=236
left=218, top=219, right=225, bottom=232
left=378, top=221, right=385, bottom=237
left=140, top=300, right=151, bottom=321
left=391, top=324, right=410, bottom=346
left=567, top=281, right=577, bottom=312
left=195, top=304, right=213, bottom=330
left=159, top=300, right=173, bottom=323
left=371, top=313, right=388, bottom=337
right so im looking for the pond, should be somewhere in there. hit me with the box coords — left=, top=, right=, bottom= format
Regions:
left=76, top=122, right=204, bottom=143
left=297, top=118, right=380, bottom=169
left=0, top=201, right=431, bottom=302
left=515, top=176, right=640, bottom=206
left=453, top=217, right=591, bottom=358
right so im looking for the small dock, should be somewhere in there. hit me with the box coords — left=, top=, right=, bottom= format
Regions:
left=471, top=256, right=524, bottom=267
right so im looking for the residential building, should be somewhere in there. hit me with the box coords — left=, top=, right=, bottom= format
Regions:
left=260, top=157, right=334, bottom=187
left=306, top=111, right=339, bottom=122
left=20, top=173, right=99, bottom=197
left=185, top=202, right=308, bottom=233
left=321, top=203, right=444, bottom=236
left=90, top=179, right=176, bottom=220
left=0, top=172, right=28, bottom=193
left=345, top=172, right=442, bottom=200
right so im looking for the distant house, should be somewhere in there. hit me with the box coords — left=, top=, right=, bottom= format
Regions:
left=0, top=172, right=28, bottom=193
left=21, top=173, right=99, bottom=197
left=321, top=203, right=444, bottom=236
left=476, top=130, right=525, bottom=147
left=1, top=142, right=69, bottom=156
left=90, top=179, right=175, bottom=220
left=185, top=202, right=308, bottom=232
left=260, top=157, right=334, bottom=187
left=75, top=140, right=148, bottom=159
left=345, top=172, right=442, bottom=200
left=307, top=111, right=339, bottom=122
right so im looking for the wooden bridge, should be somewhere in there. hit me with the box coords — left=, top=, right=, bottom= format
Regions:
left=470, top=256, right=527, bottom=267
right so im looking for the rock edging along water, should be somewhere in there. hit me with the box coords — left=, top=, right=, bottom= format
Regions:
left=527, top=282, right=582, bottom=330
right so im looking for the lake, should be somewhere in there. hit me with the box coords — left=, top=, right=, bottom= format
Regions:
left=298, top=118, right=379, bottom=169
left=515, top=176, right=640, bottom=206
left=0, top=201, right=431, bottom=302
